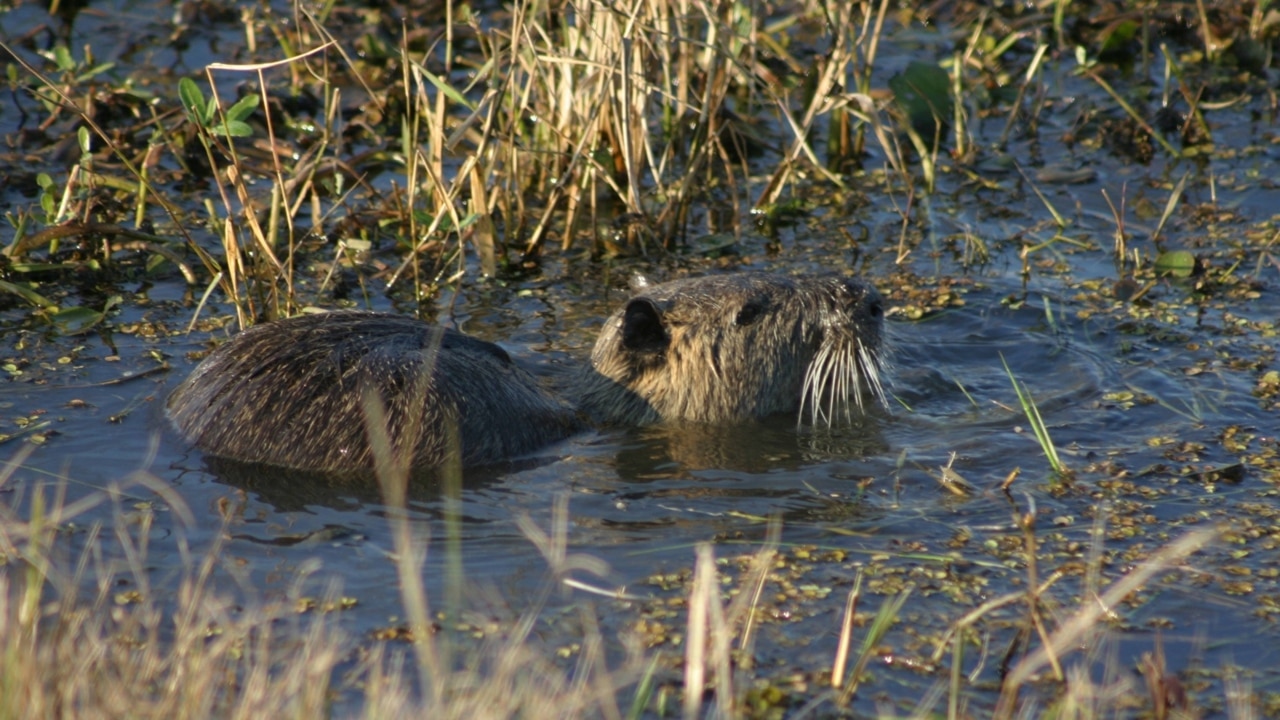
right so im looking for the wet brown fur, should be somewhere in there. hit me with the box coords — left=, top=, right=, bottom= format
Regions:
left=167, top=312, right=580, bottom=472
left=580, top=273, right=886, bottom=426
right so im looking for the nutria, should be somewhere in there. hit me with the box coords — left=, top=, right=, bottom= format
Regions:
left=166, top=312, right=581, bottom=471
left=167, top=273, right=887, bottom=473
left=580, top=273, right=886, bottom=426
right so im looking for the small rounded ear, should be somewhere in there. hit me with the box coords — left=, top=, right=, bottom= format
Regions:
left=621, top=298, right=668, bottom=354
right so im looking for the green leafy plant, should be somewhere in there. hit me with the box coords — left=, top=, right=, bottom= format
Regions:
left=177, top=77, right=259, bottom=137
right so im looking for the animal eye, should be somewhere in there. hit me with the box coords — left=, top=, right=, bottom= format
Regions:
left=868, top=298, right=884, bottom=319
left=735, top=300, right=765, bottom=326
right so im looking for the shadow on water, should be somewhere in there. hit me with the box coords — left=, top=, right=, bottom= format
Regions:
left=610, top=414, right=888, bottom=480
left=196, top=454, right=557, bottom=516
left=185, top=410, right=890, bottom=533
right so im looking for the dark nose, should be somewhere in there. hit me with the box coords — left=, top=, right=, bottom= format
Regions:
left=843, top=280, right=884, bottom=322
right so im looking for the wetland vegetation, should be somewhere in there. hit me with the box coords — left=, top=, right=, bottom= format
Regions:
left=2, top=0, right=1280, bottom=716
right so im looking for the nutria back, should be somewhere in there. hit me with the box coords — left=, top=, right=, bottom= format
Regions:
left=167, top=312, right=581, bottom=472
left=580, top=273, right=886, bottom=426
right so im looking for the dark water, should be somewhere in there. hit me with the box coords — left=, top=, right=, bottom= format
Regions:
left=3, top=262, right=1274, bottom=709
left=4, top=0, right=1280, bottom=713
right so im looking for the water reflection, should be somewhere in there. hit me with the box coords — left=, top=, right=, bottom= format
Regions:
left=612, top=415, right=887, bottom=480
left=198, top=453, right=559, bottom=517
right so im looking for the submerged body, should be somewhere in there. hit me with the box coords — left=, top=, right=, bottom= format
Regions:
left=167, top=273, right=887, bottom=472
left=167, top=313, right=581, bottom=471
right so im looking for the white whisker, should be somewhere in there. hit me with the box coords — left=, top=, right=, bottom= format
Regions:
left=798, top=333, right=889, bottom=428
left=858, top=339, right=888, bottom=408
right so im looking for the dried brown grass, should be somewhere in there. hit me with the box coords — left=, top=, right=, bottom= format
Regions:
left=0, top=448, right=647, bottom=719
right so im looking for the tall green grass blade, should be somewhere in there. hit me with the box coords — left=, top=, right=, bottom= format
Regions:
left=1001, top=353, right=1066, bottom=475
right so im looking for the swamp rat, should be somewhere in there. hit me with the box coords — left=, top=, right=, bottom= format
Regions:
left=167, top=272, right=887, bottom=472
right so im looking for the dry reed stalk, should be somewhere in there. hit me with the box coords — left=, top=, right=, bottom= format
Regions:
left=993, top=526, right=1219, bottom=718
left=0, top=451, right=655, bottom=719
left=683, top=543, right=736, bottom=719
left=830, top=570, right=863, bottom=689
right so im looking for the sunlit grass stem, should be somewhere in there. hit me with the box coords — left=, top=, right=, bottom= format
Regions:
left=835, top=587, right=911, bottom=704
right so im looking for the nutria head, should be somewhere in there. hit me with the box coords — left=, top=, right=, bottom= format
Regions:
left=580, top=272, right=887, bottom=426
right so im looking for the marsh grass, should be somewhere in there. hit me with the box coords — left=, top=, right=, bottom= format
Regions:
left=6, top=0, right=1258, bottom=323
left=0, top=462, right=358, bottom=718
left=0, top=441, right=1240, bottom=718
left=4, top=0, right=926, bottom=324
left=0, top=453, right=650, bottom=718
left=996, top=525, right=1221, bottom=719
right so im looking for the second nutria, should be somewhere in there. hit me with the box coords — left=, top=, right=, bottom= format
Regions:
left=167, top=312, right=582, bottom=471
left=167, top=272, right=887, bottom=473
